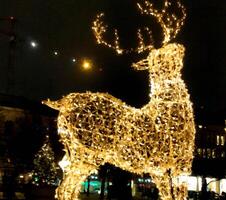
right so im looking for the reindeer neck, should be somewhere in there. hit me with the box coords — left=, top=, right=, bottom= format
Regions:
left=150, top=75, right=185, bottom=94
left=143, top=76, right=189, bottom=111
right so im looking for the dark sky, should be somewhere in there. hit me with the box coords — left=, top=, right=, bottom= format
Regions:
left=0, top=0, right=226, bottom=114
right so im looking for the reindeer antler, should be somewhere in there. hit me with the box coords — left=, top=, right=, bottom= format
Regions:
left=137, top=0, right=186, bottom=45
left=92, top=13, right=155, bottom=54
left=92, top=13, right=124, bottom=54
left=92, top=0, right=186, bottom=54
left=137, top=27, right=154, bottom=53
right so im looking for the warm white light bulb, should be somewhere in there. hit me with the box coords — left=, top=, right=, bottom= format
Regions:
left=82, top=60, right=91, bottom=70
left=30, top=41, right=37, bottom=48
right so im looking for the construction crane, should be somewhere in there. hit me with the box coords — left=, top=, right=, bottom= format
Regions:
left=0, top=16, right=17, bottom=94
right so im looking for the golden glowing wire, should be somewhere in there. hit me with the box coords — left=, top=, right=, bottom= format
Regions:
left=43, top=1, right=195, bottom=200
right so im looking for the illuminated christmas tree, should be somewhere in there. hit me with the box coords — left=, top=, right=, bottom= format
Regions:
left=32, top=135, right=59, bottom=186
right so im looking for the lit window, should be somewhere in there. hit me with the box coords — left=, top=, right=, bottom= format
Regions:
left=207, top=149, right=211, bottom=158
left=217, top=135, right=220, bottom=146
left=198, top=125, right=203, bottom=129
left=197, top=148, right=202, bottom=157
left=212, top=149, right=216, bottom=158
left=203, top=149, right=206, bottom=158
left=221, top=136, right=225, bottom=146
left=224, top=120, right=226, bottom=132
left=221, top=152, right=225, bottom=158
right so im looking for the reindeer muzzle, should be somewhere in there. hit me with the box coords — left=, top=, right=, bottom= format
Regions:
left=42, top=99, right=61, bottom=110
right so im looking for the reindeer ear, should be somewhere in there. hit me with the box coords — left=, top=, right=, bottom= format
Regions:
left=132, top=58, right=149, bottom=71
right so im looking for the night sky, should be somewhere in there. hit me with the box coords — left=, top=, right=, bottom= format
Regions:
left=0, top=0, right=226, bottom=115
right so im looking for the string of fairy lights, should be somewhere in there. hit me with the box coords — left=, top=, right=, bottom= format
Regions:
left=92, top=13, right=154, bottom=54
left=92, top=0, right=186, bottom=54
left=29, top=40, right=92, bottom=71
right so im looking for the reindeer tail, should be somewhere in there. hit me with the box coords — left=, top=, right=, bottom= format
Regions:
left=42, top=99, right=61, bottom=110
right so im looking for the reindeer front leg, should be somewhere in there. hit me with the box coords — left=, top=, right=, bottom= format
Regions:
left=56, top=152, right=99, bottom=200
left=56, top=169, right=77, bottom=200
left=71, top=162, right=98, bottom=200
left=56, top=162, right=98, bottom=200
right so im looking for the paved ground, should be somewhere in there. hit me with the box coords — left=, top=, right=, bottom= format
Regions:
left=0, top=192, right=146, bottom=200
left=0, top=191, right=25, bottom=199
left=79, top=194, right=145, bottom=200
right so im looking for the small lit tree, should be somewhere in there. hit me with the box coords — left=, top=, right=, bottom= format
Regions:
left=32, top=135, right=59, bottom=186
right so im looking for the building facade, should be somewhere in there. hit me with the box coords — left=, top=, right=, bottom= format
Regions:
left=0, top=94, right=59, bottom=198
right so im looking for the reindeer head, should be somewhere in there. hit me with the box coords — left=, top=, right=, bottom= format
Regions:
left=92, top=0, right=186, bottom=78
left=42, top=95, right=73, bottom=111
left=132, top=43, right=185, bottom=80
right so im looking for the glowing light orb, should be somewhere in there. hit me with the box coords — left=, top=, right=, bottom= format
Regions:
left=30, top=41, right=38, bottom=48
left=82, top=60, right=92, bottom=70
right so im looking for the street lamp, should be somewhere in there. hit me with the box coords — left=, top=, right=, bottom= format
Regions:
left=82, top=59, right=92, bottom=70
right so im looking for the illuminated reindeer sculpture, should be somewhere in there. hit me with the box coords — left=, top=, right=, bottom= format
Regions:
left=43, top=1, right=195, bottom=199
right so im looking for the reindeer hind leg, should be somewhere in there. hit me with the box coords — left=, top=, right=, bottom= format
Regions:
left=151, top=170, right=188, bottom=200
left=151, top=171, right=174, bottom=200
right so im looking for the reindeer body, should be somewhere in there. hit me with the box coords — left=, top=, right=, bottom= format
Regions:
left=44, top=43, right=195, bottom=200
